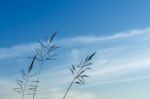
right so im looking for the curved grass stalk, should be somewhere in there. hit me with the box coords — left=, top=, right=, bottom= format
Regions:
left=63, top=78, right=75, bottom=99
left=31, top=32, right=58, bottom=99
left=13, top=55, right=36, bottom=99
left=13, top=32, right=58, bottom=99
left=63, top=52, right=96, bottom=99
left=32, top=60, right=43, bottom=99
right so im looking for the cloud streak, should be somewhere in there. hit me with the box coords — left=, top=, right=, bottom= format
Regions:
left=0, top=43, right=38, bottom=60
left=1, top=27, right=149, bottom=60
left=60, top=27, right=150, bottom=44
left=1, top=27, right=150, bottom=99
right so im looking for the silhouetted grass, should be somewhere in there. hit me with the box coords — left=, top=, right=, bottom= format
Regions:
left=32, top=32, right=58, bottom=99
left=13, top=33, right=96, bottom=99
left=13, top=55, right=37, bottom=99
left=13, top=32, right=59, bottom=99
left=63, top=52, right=96, bottom=99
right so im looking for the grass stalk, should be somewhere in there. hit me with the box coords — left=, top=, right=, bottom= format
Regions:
left=13, top=55, right=36, bottom=99
left=32, top=61, right=44, bottom=99
left=31, top=32, right=58, bottom=99
left=62, top=52, right=96, bottom=99
left=63, top=78, right=75, bottom=99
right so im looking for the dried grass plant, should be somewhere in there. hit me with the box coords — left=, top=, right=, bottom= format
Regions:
left=63, top=52, right=96, bottom=99
left=13, top=33, right=96, bottom=99
left=13, top=55, right=37, bottom=99
left=13, top=32, right=58, bottom=99
left=32, top=32, right=59, bottom=99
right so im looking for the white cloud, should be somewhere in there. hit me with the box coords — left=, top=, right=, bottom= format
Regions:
left=0, top=79, right=20, bottom=99
left=60, top=27, right=150, bottom=44
left=92, top=54, right=150, bottom=77
left=91, top=75, right=150, bottom=85
left=0, top=43, right=38, bottom=60
left=1, top=27, right=150, bottom=99
left=46, top=91, right=96, bottom=99
left=0, top=27, right=149, bottom=60
left=0, top=78, right=96, bottom=99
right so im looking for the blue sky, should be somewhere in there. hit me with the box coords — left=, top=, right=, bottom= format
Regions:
left=1, top=0, right=150, bottom=99
left=1, top=0, right=150, bottom=46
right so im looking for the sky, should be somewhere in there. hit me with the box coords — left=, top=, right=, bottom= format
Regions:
left=1, top=0, right=150, bottom=99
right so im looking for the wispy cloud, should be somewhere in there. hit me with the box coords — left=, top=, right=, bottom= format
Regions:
left=60, top=27, right=150, bottom=44
left=90, top=75, right=150, bottom=86
left=0, top=43, right=38, bottom=60
left=0, top=27, right=149, bottom=60
left=92, top=51, right=150, bottom=77
left=46, top=91, right=96, bottom=99
left=1, top=27, right=150, bottom=99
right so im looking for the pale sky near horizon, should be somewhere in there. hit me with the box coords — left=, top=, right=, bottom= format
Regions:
left=1, top=0, right=150, bottom=99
